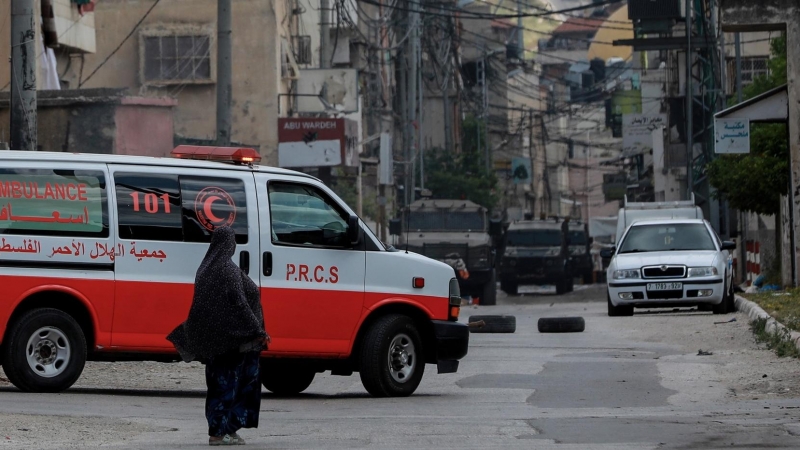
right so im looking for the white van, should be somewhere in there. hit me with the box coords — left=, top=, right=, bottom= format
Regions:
left=614, top=194, right=704, bottom=244
left=0, top=146, right=469, bottom=396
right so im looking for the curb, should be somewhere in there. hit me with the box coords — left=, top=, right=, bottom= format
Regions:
left=735, top=294, right=800, bottom=353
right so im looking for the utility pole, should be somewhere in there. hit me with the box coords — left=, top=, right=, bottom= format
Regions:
left=528, top=108, right=535, bottom=216
left=216, top=0, right=232, bottom=146
left=685, top=0, right=693, bottom=199
left=407, top=1, right=419, bottom=203
left=317, top=0, right=333, bottom=185
left=480, top=49, right=489, bottom=172
left=10, top=0, right=37, bottom=151
left=735, top=33, right=743, bottom=103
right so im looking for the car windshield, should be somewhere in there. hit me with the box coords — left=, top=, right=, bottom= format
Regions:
left=618, top=223, right=716, bottom=253
left=506, top=229, right=561, bottom=247
left=407, top=211, right=485, bottom=232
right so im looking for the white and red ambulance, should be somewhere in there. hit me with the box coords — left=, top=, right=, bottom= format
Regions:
left=0, top=146, right=468, bottom=397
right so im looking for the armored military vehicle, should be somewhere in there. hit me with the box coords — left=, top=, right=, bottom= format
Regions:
left=390, top=199, right=502, bottom=305
left=568, top=221, right=594, bottom=284
left=499, top=218, right=574, bottom=295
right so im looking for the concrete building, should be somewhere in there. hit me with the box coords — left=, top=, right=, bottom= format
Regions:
left=719, top=0, right=798, bottom=287
left=0, top=88, right=176, bottom=155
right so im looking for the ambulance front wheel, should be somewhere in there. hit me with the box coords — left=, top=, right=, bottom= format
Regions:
left=359, top=314, right=425, bottom=397
left=1, top=308, right=87, bottom=393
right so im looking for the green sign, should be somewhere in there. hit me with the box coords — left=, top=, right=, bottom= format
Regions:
left=0, top=173, right=104, bottom=233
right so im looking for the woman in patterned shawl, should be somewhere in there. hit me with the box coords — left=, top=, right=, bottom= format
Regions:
left=167, top=226, right=269, bottom=446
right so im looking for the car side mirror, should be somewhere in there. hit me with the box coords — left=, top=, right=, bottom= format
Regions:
left=489, top=218, right=503, bottom=237
left=721, top=241, right=736, bottom=251
left=389, top=218, right=402, bottom=236
left=347, top=215, right=362, bottom=246
left=600, top=248, right=615, bottom=259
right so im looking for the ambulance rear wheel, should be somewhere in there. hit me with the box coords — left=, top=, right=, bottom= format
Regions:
left=359, top=314, right=424, bottom=397
left=2, top=308, right=86, bottom=393
left=260, top=364, right=315, bottom=396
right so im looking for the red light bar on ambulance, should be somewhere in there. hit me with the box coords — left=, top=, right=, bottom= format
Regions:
left=170, top=145, right=262, bottom=164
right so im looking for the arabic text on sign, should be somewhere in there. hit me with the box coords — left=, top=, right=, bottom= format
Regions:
left=129, top=242, right=168, bottom=262
left=0, top=204, right=90, bottom=225
left=0, top=237, right=41, bottom=254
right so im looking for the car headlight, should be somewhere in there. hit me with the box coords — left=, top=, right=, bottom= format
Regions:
left=612, top=269, right=640, bottom=279
left=687, top=266, right=718, bottom=277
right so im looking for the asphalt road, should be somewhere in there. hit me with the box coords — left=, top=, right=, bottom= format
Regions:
left=2, top=284, right=800, bottom=449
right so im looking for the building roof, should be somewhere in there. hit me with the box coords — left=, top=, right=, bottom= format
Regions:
left=553, top=17, right=604, bottom=35
left=714, top=84, right=788, bottom=123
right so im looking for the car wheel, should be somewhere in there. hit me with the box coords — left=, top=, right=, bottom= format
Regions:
left=712, top=294, right=729, bottom=315
left=480, top=270, right=497, bottom=305
left=260, top=363, right=315, bottom=396
left=555, top=280, right=566, bottom=295
left=538, top=316, right=585, bottom=333
left=582, top=271, right=593, bottom=284
left=607, top=294, right=633, bottom=317
left=468, top=315, right=516, bottom=333
left=725, top=276, right=736, bottom=312
left=359, top=314, right=425, bottom=397
left=1, top=308, right=87, bottom=393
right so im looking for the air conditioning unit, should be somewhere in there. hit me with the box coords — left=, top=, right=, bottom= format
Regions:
left=628, top=0, right=685, bottom=21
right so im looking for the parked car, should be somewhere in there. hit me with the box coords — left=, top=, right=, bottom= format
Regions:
left=603, top=219, right=736, bottom=316
left=499, top=218, right=573, bottom=295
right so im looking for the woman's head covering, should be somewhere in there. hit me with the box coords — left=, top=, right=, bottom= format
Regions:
left=167, top=226, right=266, bottom=361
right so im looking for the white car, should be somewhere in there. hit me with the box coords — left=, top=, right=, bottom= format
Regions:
left=604, top=219, right=736, bottom=316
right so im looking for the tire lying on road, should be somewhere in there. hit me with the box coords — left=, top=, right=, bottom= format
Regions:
left=468, top=315, right=516, bottom=333
left=537, top=316, right=585, bottom=333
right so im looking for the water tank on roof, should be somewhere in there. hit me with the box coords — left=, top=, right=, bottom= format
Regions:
left=627, top=0, right=684, bottom=21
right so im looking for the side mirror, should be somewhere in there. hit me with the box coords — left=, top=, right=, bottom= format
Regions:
left=489, top=218, right=503, bottom=236
left=389, top=218, right=402, bottom=236
left=721, top=241, right=736, bottom=251
left=347, top=215, right=362, bottom=246
left=600, top=248, right=615, bottom=259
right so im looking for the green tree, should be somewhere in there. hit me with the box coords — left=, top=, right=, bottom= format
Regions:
left=707, top=35, right=788, bottom=216
left=422, top=116, right=498, bottom=208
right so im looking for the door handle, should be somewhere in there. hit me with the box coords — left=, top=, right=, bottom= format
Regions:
left=263, top=252, right=272, bottom=277
left=239, top=251, right=250, bottom=275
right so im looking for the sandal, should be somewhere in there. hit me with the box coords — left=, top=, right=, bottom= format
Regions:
left=209, top=434, right=245, bottom=446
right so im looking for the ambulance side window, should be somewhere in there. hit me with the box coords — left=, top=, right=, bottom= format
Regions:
left=268, top=182, right=350, bottom=248
left=179, top=176, right=248, bottom=244
left=115, top=174, right=183, bottom=241
left=0, top=168, right=109, bottom=237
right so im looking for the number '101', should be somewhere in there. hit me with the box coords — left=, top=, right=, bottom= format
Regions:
left=130, top=192, right=172, bottom=214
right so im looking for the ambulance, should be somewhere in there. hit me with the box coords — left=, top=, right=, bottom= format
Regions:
left=0, top=146, right=469, bottom=397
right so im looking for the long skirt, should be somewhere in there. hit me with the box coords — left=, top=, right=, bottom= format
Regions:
left=205, top=351, right=262, bottom=437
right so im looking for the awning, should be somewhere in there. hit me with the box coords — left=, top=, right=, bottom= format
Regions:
left=714, top=84, right=787, bottom=123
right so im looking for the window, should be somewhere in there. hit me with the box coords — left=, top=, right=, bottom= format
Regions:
left=142, top=33, right=212, bottom=84
left=180, top=177, right=248, bottom=244
left=506, top=230, right=561, bottom=247
left=292, top=35, right=312, bottom=65
left=0, top=168, right=108, bottom=237
left=115, top=174, right=183, bottom=241
left=727, top=57, right=769, bottom=92
left=407, top=211, right=485, bottom=232
left=568, top=230, right=587, bottom=246
left=115, top=174, right=247, bottom=243
left=269, top=182, right=350, bottom=248
left=619, top=223, right=715, bottom=253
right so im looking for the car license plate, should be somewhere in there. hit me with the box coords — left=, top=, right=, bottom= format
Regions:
left=647, top=282, right=682, bottom=291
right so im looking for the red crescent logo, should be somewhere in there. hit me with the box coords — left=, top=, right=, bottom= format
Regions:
left=195, top=187, right=236, bottom=231
left=203, top=196, right=224, bottom=223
